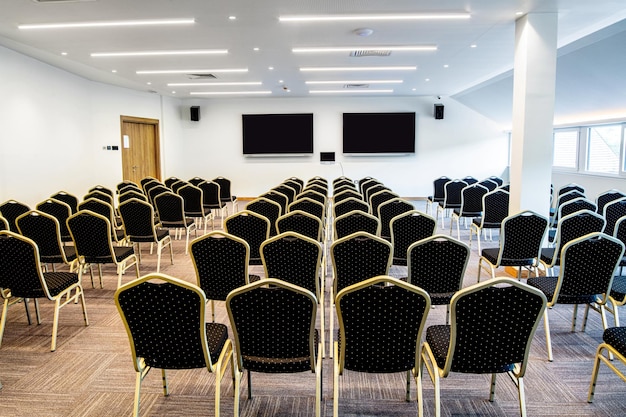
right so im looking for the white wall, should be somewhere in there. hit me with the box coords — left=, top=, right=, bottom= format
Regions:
left=0, top=44, right=509, bottom=208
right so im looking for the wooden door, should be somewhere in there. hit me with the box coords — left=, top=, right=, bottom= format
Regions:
left=120, top=116, right=161, bottom=184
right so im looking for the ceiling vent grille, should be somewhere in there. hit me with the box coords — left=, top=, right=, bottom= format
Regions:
left=187, top=73, right=217, bottom=79
left=349, top=50, right=392, bottom=57
left=33, top=0, right=96, bottom=3
left=344, top=84, right=370, bottom=89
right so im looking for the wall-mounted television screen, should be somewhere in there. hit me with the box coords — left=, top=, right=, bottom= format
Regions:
left=242, top=113, right=314, bottom=155
left=342, top=112, right=416, bottom=154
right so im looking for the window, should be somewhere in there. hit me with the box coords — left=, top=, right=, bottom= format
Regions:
left=586, top=124, right=622, bottom=174
left=553, top=129, right=578, bottom=169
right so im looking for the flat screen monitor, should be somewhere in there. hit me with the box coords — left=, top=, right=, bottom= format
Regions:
left=342, top=112, right=416, bottom=154
left=242, top=113, right=314, bottom=155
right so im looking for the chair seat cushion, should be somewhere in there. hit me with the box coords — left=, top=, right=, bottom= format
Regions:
left=206, top=322, right=229, bottom=364
left=481, top=248, right=536, bottom=267
left=610, top=275, right=626, bottom=304
left=527, top=276, right=597, bottom=304
left=603, top=327, right=626, bottom=357
left=430, top=292, right=455, bottom=306
left=472, top=218, right=501, bottom=229
left=31, top=272, right=79, bottom=298
left=242, top=329, right=318, bottom=373
left=113, top=246, right=136, bottom=263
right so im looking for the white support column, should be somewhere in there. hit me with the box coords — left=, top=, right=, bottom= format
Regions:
left=509, top=13, right=558, bottom=217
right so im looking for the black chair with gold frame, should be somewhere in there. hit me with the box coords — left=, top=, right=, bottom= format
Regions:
left=334, top=275, right=431, bottom=417
left=78, top=198, right=127, bottom=245
left=0, top=231, right=89, bottom=351
left=50, top=190, right=79, bottom=214
left=333, top=210, right=380, bottom=240
left=226, top=278, right=322, bottom=417
left=333, top=197, right=369, bottom=219
left=213, top=176, right=239, bottom=213
left=0, top=199, right=30, bottom=232
left=153, top=191, right=197, bottom=255
left=588, top=326, right=626, bottom=403
left=377, top=197, right=414, bottom=241
left=224, top=210, right=270, bottom=267
left=36, top=198, right=74, bottom=243
left=421, top=277, right=547, bottom=417
left=246, top=197, right=282, bottom=237
left=115, top=273, right=235, bottom=417
left=390, top=210, right=437, bottom=267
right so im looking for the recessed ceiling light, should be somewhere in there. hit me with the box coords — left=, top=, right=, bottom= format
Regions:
left=280, top=13, right=470, bottom=22
left=470, top=44, right=477, bottom=48
left=228, top=16, right=237, bottom=20
left=309, top=89, right=394, bottom=94
left=412, top=88, right=417, bottom=91
left=136, top=68, right=248, bottom=74
left=18, top=18, right=195, bottom=30
left=91, top=49, right=228, bottom=57
left=268, top=66, right=274, bottom=70
left=425, top=78, right=430, bottom=82
left=300, top=66, right=416, bottom=72
left=61, top=52, right=68, bottom=56
left=305, top=80, right=403, bottom=84
left=443, top=64, right=449, bottom=68
left=516, top=11, right=524, bottom=16
left=111, top=69, right=117, bottom=73
left=167, top=81, right=262, bottom=86
left=253, top=47, right=260, bottom=51
left=190, top=91, right=272, bottom=95
left=172, top=91, right=176, bottom=94
left=293, top=45, right=437, bottom=53
left=146, top=82, right=152, bottom=85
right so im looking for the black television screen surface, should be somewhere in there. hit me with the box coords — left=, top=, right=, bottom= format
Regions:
left=242, top=113, right=314, bottom=155
left=342, top=112, right=416, bottom=154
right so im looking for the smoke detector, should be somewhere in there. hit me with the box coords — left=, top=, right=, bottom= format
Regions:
left=353, top=28, right=374, bottom=37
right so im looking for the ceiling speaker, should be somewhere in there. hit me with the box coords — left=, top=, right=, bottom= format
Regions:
left=434, top=104, right=444, bottom=120
left=190, top=106, right=200, bottom=121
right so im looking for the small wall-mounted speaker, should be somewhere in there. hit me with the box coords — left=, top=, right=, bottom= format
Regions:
left=434, top=104, right=444, bottom=120
left=190, top=106, right=201, bottom=121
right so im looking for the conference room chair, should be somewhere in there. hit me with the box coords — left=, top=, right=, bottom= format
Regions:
left=187, top=176, right=206, bottom=187
left=36, top=198, right=73, bottom=242
left=153, top=191, right=197, bottom=254
left=461, top=175, right=478, bottom=185
left=87, top=184, right=114, bottom=199
left=588, top=326, right=626, bottom=403
left=284, top=178, right=303, bottom=195
left=421, top=278, right=546, bottom=417
left=213, top=176, right=239, bottom=212
left=359, top=178, right=382, bottom=200
left=365, top=185, right=391, bottom=209
left=83, top=189, right=115, bottom=207
left=407, top=234, right=470, bottom=324
left=551, top=189, right=586, bottom=227
left=0, top=231, right=89, bottom=351
left=177, top=183, right=213, bottom=234
left=477, top=178, right=498, bottom=191
left=226, top=279, right=322, bottom=417
left=67, top=210, right=140, bottom=288
left=50, top=190, right=78, bottom=214
left=477, top=210, right=548, bottom=282
left=333, top=276, right=431, bottom=417
left=276, top=209, right=324, bottom=242
left=468, top=189, right=510, bottom=254
left=377, top=197, right=414, bottom=241
left=198, top=180, right=228, bottom=225
left=436, top=179, right=467, bottom=228
left=426, top=176, right=451, bottom=216
left=288, top=197, right=325, bottom=222
left=606, top=216, right=626, bottom=327
left=139, top=176, right=159, bottom=188
left=117, top=180, right=141, bottom=195
left=390, top=210, right=437, bottom=267
left=78, top=198, right=126, bottom=245
left=0, top=199, right=31, bottom=232
left=297, top=189, right=327, bottom=207
left=118, top=198, right=173, bottom=273
left=224, top=210, right=270, bottom=267
left=333, top=210, right=380, bottom=240
left=596, top=189, right=626, bottom=216
left=333, top=188, right=363, bottom=205
left=115, top=273, right=235, bottom=417
left=286, top=176, right=305, bottom=190
left=163, top=176, right=182, bottom=188
left=449, top=183, right=489, bottom=240
left=246, top=197, right=282, bottom=237
left=259, top=189, right=289, bottom=215
left=527, top=232, right=624, bottom=361
left=118, top=189, right=148, bottom=205
left=603, top=197, right=626, bottom=236
left=333, top=196, right=369, bottom=219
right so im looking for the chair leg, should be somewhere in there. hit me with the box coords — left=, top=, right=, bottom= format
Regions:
left=588, top=344, right=605, bottom=403
left=233, top=352, right=242, bottom=417
left=247, top=370, right=252, bottom=400
left=51, top=297, right=61, bottom=351
left=0, top=298, right=9, bottom=348
left=517, top=375, right=527, bottom=417
left=543, top=310, right=553, bottom=361
left=34, top=299, right=41, bottom=324
left=489, top=373, right=497, bottom=401
left=333, top=342, right=339, bottom=417
left=156, top=241, right=163, bottom=273
left=133, top=365, right=151, bottom=417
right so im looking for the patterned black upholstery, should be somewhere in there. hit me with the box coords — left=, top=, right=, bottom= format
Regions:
left=333, top=197, right=368, bottom=218
left=117, top=181, right=141, bottom=194
left=426, top=176, right=450, bottom=214
left=478, top=210, right=548, bottom=281
left=119, top=189, right=147, bottom=205
left=177, top=184, right=211, bottom=231
left=198, top=180, right=227, bottom=218
left=147, top=184, right=170, bottom=207
left=357, top=177, right=377, bottom=194
left=50, top=191, right=78, bottom=214
left=276, top=210, right=323, bottom=242
left=334, top=211, right=380, bottom=240
left=186, top=176, right=205, bottom=187
left=224, top=210, right=270, bottom=265
left=596, top=190, right=626, bottom=216
left=0, top=200, right=30, bottom=232
left=141, top=179, right=162, bottom=195
left=363, top=183, right=386, bottom=204
left=212, top=176, right=238, bottom=207
left=603, top=198, right=626, bottom=236
left=333, top=189, right=362, bottom=205
left=0, top=231, right=88, bottom=351
left=602, top=327, right=626, bottom=357
left=260, top=190, right=289, bottom=214
left=377, top=198, right=414, bottom=241
left=552, top=190, right=586, bottom=226
left=272, top=184, right=296, bottom=204
left=540, top=210, right=605, bottom=269
left=437, top=180, right=468, bottom=227
left=286, top=176, right=305, bottom=191
left=469, top=189, right=509, bottom=252
left=451, top=184, right=489, bottom=238
left=247, top=197, right=282, bottom=236
left=390, top=210, right=437, bottom=266
left=407, top=235, right=469, bottom=306
left=528, top=233, right=624, bottom=361
left=36, top=199, right=73, bottom=242
left=298, top=190, right=326, bottom=206
left=83, top=190, right=114, bottom=206
left=478, top=179, right=498, bottom=191
left=559, top=197, right=597, bottom=219
left=303, top=183, right=327, bottom=196
left=0, top=216, right=8, bottom=231
left=164, top=176, right=182, bottom=188
left=190, top=231, right=256, bottom=302
left=333, top=178, right=355, bottom=192
left=116, top=274, right=234, bottom=417
left=589, top=326, right=626, bottom=403
left=368, top=188, right=396, bottom=213
left=78, top=198, right=125, bottom=243
left=16, top=210, right=77, bottom=266
left=227, top=280, right=318, bottom=374
left=153, top=192, right=195, bottom=229
left=422, top=278, right=546, bottom=417
left=284, top=179, right=303, bottom=195
left=288, top=197, right=324, bottom=220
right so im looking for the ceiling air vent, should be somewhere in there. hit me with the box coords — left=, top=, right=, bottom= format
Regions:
left=33, top=0, right=96, bottom=3
left=349, top=50, right=392, bottom=57
left=187, top=73, right=217, bottom=79
left=344, top=84, right=370, bottom=89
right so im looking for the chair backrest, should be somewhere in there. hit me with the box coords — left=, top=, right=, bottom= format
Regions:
left=557, top=189, right=586, bottom=212
left=190, top=231, right=250, bottom=301
left=334, top=210, right=381, bottom=239
left=479, top=189, right=510, bottom=227
left=603, top=198, right=626, bottom=236
left=554, top=210, right=606, bottom=252
left=442, top=180, right=468, bottom=208
left=430, top=176, right=451, bottom=201
left=377, top=198, right=414, bottom=240
left=272, top=184, right=296, bottom=204
left=596, top=189, right=626, bottom=216
left=496, top=210, right=548, bottom=266
left=118, top=198, right=157, bottom=240
left=357, top=177, right=376, bottom=193
left=260, top=190, right=289, bottom=214
left=118, top=189, right=147, bottom=205
left=78, top=198, right=117, bottom=234
left=198, top=180, right=222, bottom=208
left=83, top=190, right=114, bottom=206
left=369, top=190, right=400, bottom=218
left=333, top=178, right=355, bottom=191
left=390, top=210, right=437, bottom=265
left=364, top=185, right=389, bottom=205
left=171, top=180, right=189, bottom=193
left=88, top=185, right=114, bottom=198
left=140, top=176, right=159, bottom=187
left=177, top=184, right=205, bottom=214
left=407, top=234, right=470, bottom=293
left=67, top=210, right=115, bottom=263
left=360, top=179, right=381, bottom=198
left=50, top=191, right=78, bottom=214
left=117, top=181, right=140, bottom=194
left=462, top=176, right=478, bottom=185
left=154, top=192, right=186, bottom=224
left=164, top=176, right=182, bottom=188
left=298, top=190, right=327, bottom=206
left=0, top=199, right=30, bottom=232
left=261, top=232, right=322, bottom=295
left=148, top=184, right=170, bottom=207
left=286, top=176, right=305, bottom=190
left=443, top=278, right=547, bottom=376
left=288, top=197, right=325, bottom=220
left=0, top=216, right=8, bottom=231
left=284, top=179, right=303, bottom=195
left=36, top=199, right=72, bottom=240
left=478, top=179, right=498, bottom=191
left=246, top=197, right=282, bottom=236
left=336, top=276, right=431, bottom=373
left=334, top=189, right=362, bottom=204
left=115, top=273, right=215, bottom=371
left=303, top=184, right=327, bottom=197
left=331, top=231, right=392, bottom=293
left=276, top=210, right=323, bottom=242
left=16, top=210, right=67, bottom=263
left=554, top=232, right=624, bottom=305
left=488, top=176, right=503, bottom=186
left=226, top=279, right=317, bottom=373
left=557, top=183, right=585, bottom=199
left=223, top=210, right=270, bottom=263
left=0, top=231, right=50, bottom=299
left=187, top=176, right=205, bottom=187
left=458, top=183, right=489, bottom=215
left=212, top=177, right=234, bottom=202
left=333, top=197, right=369, bottom=218
left=558, top=197, right=597, bottom=220
left=613, top=216, right=626, bottom=248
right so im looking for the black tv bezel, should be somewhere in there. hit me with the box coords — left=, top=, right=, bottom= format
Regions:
left=242, top=113, right=314, bottom=156
left=342, top=112, right=416, bottom=155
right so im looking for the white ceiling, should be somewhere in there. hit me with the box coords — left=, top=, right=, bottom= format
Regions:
left=1, top=0, right=626, bottom=104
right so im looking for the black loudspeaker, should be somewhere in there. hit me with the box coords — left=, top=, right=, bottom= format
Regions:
left=190, top=106, right=200, bottom=121
left=434, top=104, right=444, bottom=119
